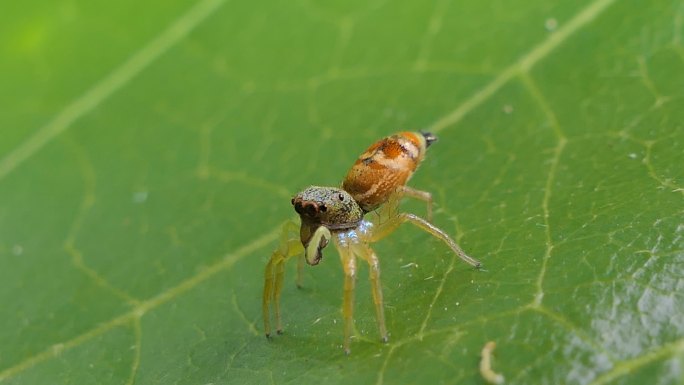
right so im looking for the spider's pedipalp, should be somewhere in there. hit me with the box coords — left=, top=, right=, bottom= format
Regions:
left=304, top=225, right=331, bottom=265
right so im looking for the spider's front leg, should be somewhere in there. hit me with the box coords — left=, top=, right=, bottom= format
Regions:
left=336, top=229, right=389, bottom=354
left=263, top=221, right=332, bottom=337
left=263, top=220, right=302, bottom=337
left=335, top=238, right=357, bottom=355
left=351, top=242, right=388, bottom=343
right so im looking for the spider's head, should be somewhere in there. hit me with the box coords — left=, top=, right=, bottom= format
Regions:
left=292, top=186, right=363, bottom=265
left=292, top=186, right=363, bottom=228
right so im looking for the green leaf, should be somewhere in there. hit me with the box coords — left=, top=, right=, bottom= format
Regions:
left=1, top=0, right=682, bottom=384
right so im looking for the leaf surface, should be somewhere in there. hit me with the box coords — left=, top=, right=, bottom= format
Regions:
left=1, top=0, right=683, bottom=384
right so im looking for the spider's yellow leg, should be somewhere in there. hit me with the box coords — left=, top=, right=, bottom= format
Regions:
left=263, top=220, right=303, bottom=337
left=266, top=239, right=303, bottom=335
left=263, top=256, right=277, bottom=336
left=272, top=253, right=287, bottom=333
left=370, top=212, right=481, bottom=268
left=396, top=186, right=433, bottom=222
left=337, top=241, right=357, bottom=354
left=352, top=243, right=388, bottom=342
left=296, top=254, right=304, bottom=288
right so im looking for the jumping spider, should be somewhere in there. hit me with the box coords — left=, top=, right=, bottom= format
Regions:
left=262, top=131, right=481, bottom=354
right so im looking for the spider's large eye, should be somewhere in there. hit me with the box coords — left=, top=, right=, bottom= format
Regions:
left=320, top=204, right=327, bottom=212
left=291, top=198, right=295, bottom=205
left=338, top=194, right=345, bottom=201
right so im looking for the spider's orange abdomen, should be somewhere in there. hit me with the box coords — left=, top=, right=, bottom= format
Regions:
left=342, top=131, right=436, bottom=212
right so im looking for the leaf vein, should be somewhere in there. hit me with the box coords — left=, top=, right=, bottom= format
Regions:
left=520, top=72, right=568, bottom=308
left=125, top=318, right=143, bottom=385
left=64, top=139, right=141, bottom=306
left=0, top=224, right=281, bottom=381
left=428, top=0, right=618, bottom=134
left=588, top=337, right=684, bottom=385
left=0, top=0, right=227, bottom=183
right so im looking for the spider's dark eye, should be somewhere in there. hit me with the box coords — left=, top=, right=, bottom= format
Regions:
left=291, top=198, right=295, bottom=205
left=320, top=204, right=327, bottom=212
left=338, top=194, right=345, bottom=201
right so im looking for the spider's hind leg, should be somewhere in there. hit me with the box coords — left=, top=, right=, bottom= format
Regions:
left=369, top=212, right=481, bottom=268
left=396, top=186, right=434, bottom=222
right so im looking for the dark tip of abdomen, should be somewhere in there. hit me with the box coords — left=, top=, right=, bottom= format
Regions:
left=421, top=131, right=438, bottom=147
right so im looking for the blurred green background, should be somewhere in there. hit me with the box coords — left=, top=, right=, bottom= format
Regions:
left=1, top=0, right=683, bottom=384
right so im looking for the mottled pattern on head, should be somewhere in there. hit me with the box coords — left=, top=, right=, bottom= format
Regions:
left=292, top=186, right=364, bottom=265
left=292, top=186, right=363, bottom=229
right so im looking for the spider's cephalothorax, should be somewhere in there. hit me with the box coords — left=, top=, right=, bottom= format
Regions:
left=262, top=131, right=480, bottom=354
left=292, top=186, right=362, bottom=265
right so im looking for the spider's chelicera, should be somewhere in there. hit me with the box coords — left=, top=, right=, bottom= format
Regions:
left=262, top=131, right=481, bottom=354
